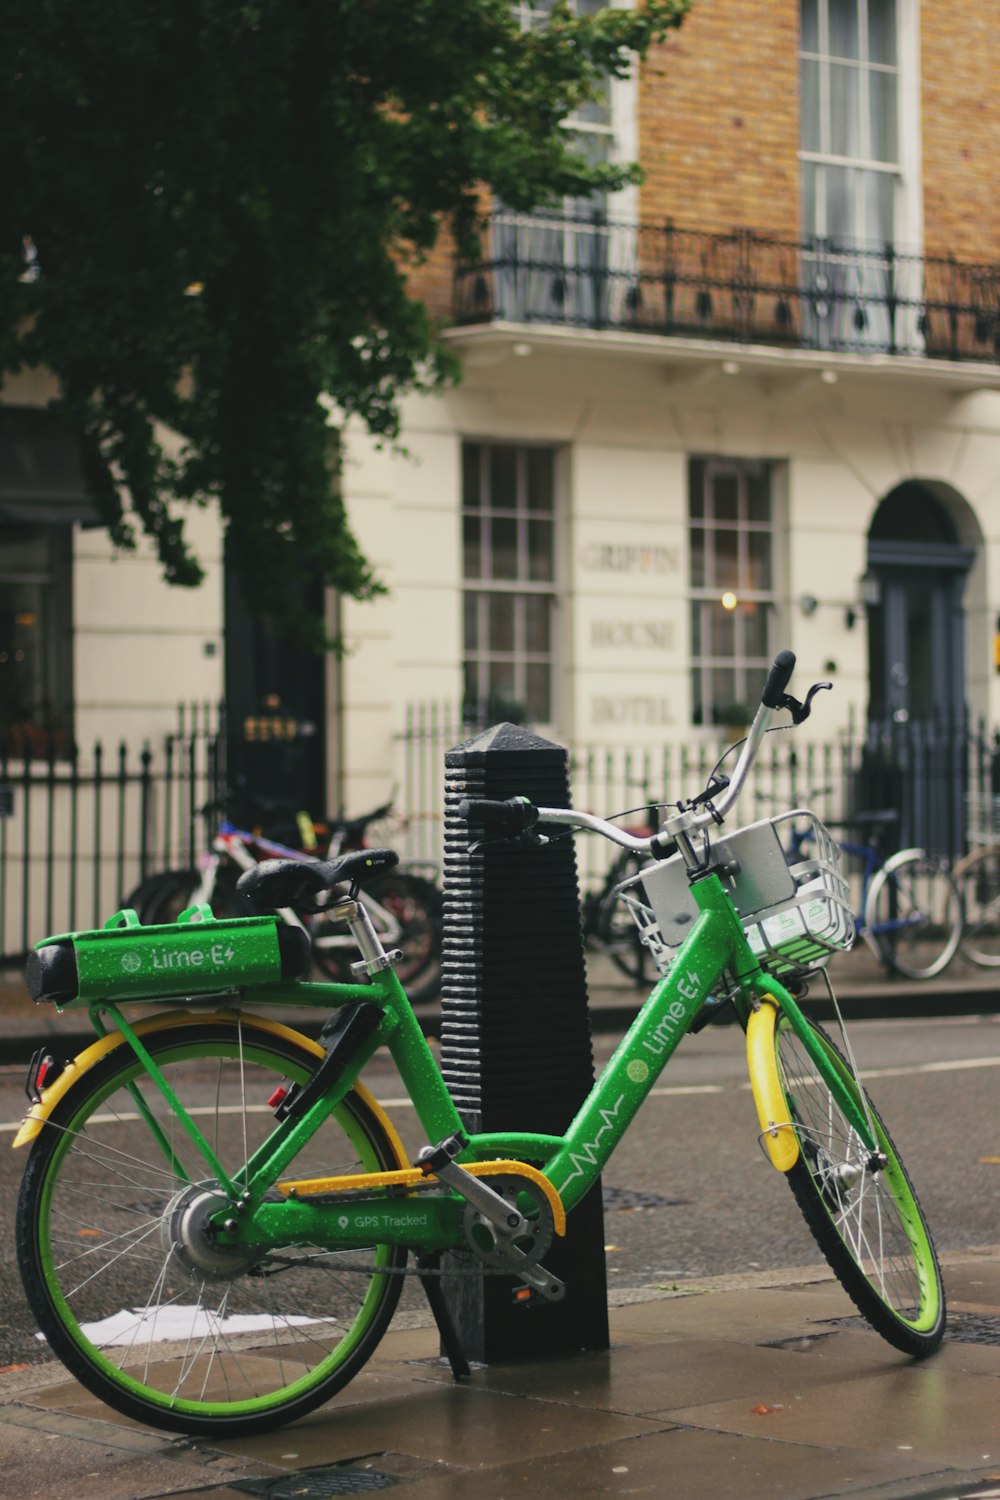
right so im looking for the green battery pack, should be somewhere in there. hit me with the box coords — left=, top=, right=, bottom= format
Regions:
left=25, top=905, right=310, bottom=1008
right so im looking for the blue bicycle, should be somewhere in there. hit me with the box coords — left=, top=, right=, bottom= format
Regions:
left=786, top=808, right=963, bottom=981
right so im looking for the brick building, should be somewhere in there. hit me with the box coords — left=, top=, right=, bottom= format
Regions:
left=4, top=0, right=1000, bottom=933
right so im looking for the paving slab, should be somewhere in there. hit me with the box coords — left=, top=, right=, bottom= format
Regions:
left=1, top=1252, right=999, bottom=1500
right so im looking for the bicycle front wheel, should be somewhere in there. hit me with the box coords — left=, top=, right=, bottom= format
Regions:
left=17, top=1020, right=406, bottom=1436
left=865, top=854, right=963, bottom=980
left=954, top=845, right=1000, bottom=967
left=596, top=853, right=655, bottom=986
left=774, top=1015, right=945, bottom=1357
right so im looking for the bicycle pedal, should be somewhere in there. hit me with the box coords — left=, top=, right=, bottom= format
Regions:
left=511, top=1264, right=566, bottom=1304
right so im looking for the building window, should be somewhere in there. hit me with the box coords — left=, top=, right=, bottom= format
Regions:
left=689, top=459, right=775, bottom=728
left=0, top=524, right=73, bottom=755
left=462, top=442, right=557, bottom=724
left=799, top=0, right=905, bottom=348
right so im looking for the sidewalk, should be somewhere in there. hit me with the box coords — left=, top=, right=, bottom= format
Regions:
left=2, top=1249, right=999, bottom=1500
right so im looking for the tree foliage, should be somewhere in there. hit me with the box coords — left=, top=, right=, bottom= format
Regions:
left=3, top=0, right=690, bottom=646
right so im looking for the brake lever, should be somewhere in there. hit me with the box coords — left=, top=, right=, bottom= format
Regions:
left=776, top=680, right=832, bottom=725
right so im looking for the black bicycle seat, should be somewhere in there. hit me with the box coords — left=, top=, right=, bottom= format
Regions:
left=237, top=848, right=399, bottom=912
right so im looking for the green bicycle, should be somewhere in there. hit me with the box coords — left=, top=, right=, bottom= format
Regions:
left=14, top=650, right=945, bottom=1436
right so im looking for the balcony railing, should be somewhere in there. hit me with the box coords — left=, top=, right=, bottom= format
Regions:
left=453, top=212, right=1000, bottom=364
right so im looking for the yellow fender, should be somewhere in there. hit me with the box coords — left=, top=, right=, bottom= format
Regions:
left=746, top=996, right=800, bottom=1172
left=11, top=1008, right=409, bottom=1172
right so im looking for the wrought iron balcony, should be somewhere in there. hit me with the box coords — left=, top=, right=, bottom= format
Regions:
left=453, top=211, right=1000, bottom=364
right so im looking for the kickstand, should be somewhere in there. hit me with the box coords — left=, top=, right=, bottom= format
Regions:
left=415, top=1253, right=470, bottom=1381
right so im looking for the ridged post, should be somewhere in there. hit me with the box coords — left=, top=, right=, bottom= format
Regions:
left=438, top=723, right=609, bottom=1361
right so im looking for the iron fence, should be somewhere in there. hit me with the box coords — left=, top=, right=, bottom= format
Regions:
left=0, top=705, right=224, bottom=962
left=397, top=704, right=998, bottom=892
left=454, top=211, right=1000, bottom=363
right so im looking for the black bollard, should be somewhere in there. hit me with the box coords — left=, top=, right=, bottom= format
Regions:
left=438, top=722, right=609, bottom=1362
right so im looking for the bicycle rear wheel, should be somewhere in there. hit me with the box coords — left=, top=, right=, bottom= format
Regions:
left=17, top=1020, right=406, bottom=1436
left=954, top=845, right=1000, bottom=967
left=773, top=1015, right=945, bottom=1357
left=865, top=853, right=963, bottom=980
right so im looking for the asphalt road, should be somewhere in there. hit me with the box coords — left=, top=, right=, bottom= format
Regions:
left=1, top=1011, right=998, bottom=1370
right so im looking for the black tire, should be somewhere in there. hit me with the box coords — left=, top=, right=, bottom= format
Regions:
left=866, top=854, right=963, bottom=981
left=596, top=853, right=655, bottom=986
left=775, top=1016, right=945, bottom=1358
left=311, top=870, right=442, bottom=1003
left=16, top=1020, right=406, bottom=1435
left=954, top=845, right=1000, bottom=967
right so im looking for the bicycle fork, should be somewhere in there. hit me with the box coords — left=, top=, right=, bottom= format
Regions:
left=745, top=986, right=880, bottom=1174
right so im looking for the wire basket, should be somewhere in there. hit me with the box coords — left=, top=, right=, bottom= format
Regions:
left=618, top=810, right=856, bottom=982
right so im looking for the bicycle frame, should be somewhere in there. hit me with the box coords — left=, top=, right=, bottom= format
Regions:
left=17, top=868, right=877, bottom=1261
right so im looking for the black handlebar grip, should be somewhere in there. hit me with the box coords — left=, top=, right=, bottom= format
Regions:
left=457, top=796, right=537, bottom=832
left=760, top=649, right=796, bottom=708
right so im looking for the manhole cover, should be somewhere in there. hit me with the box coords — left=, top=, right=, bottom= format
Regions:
left=235, top=1466, right=403, bottom=1497
left=602, top=1186, right=687, bottom=1211
left=828, top=1310, right=1000, bottom=1345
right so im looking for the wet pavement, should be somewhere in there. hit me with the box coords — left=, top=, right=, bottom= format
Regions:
left=1, top=1251, right=999, bottom=1500
left=1, top=949, right=998, bottom=1497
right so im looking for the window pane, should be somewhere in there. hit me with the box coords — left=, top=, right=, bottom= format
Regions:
left=711, top=602, right=736, bottom=656
left=869, top=69, right=898, bottom=163
left=689, top=458, right=705, bottom=517
left=489, top=660, right=516, bottom=704
left=801, top=160, right=819, bottom=237
left=690, top=526, right=706, bottom=587
left=868, top=0, right=896, bottom=64
left=489, top=593, right=515, bottom=653
left=525, top=662, right=551, bottom=722
left=526, top=448, right=555, bottom=512
left=826, top=163, right=853, bottom=240
left=462, top=444, right=482, bottom=508
left=690, top=600, right=703, bottom=656
left=800, top=58, right=821, bottom=152
left=524, top=594, right=551, bottom=652
left=490, top=446, right=518, bottom=510
left=463, top=515, right=481, bottom=578
left=747, top=530, right=773, bottom=590
left=743, top=602, right=770, bottom=658
left=747, top=468, right=771, bottom=522
left=711, top=667, right=740, bottom=724
left=800, top=0, right=819, bottom=53
left=829, top=0, right=860, bottom=59
left=829, top=63, right=861, bottom=158
left=712, top=470, right=739, bottom=521
left=528, top=518, right=554, bottom=581
left=490, top=515, right=518, bottom=580
left=463, top=592, right=479, bottom=650
left=715, top=527, right=739, bottom=589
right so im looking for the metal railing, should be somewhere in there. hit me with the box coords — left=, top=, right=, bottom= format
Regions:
left=0, top=705, right=224, bottom=962
left=454, top=212, right=1000, bottom=363
left=397, top=704, right=998, bottom=890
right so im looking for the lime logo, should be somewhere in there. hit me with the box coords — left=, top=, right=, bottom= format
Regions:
left=121, top=951, right=142, bottom=974
left=626, top=1059, right=649, bottom=1084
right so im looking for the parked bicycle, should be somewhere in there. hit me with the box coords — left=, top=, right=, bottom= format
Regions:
left=15, top=650, right=945, bottom=1437
left=784, top=807, right=963, bottom=981
left=126, top=796, right=443, bottom=1003
left=951, top=796, right=1000, bottom=968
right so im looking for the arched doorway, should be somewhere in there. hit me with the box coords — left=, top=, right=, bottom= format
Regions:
left=864, top=482, right=974, bottom=854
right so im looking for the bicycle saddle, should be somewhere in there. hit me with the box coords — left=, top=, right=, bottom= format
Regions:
left=237, top=848, right=399, bottom=912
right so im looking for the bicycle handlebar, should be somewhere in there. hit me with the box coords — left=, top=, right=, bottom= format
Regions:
left=456, top=650, right=809, bottom=859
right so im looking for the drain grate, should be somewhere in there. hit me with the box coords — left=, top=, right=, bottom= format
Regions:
left=602, top=1186, right=687, bottom=1211
left=828, top=1310, right=1000, bottom=1345
left=235, top=1465, right=403, bottom=1498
